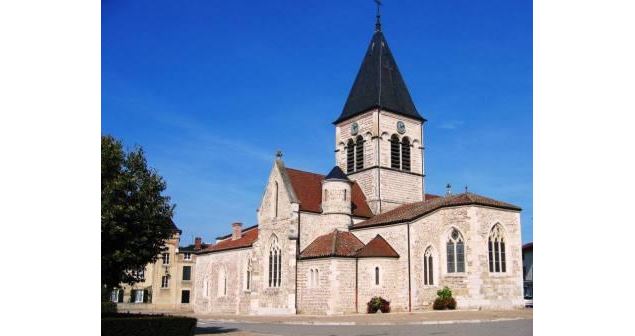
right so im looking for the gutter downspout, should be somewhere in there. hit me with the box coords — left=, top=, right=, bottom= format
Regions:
left=355, top=257, right=359, bottom=313
left=407, top=221, right=412, bottom=312
left=295, top=209, right=301, bottom=312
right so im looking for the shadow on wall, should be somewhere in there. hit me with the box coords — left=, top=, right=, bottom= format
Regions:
left=195, top=326, right=239, bottom=335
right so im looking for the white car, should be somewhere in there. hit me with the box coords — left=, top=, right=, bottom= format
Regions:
left=524, top=295, right=533, bottom=308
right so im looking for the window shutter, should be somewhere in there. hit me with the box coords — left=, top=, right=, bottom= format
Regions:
left=143, top=290, right=149, bottom=303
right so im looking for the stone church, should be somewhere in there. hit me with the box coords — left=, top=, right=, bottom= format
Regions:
left=193, top=17, right=524, bottom=315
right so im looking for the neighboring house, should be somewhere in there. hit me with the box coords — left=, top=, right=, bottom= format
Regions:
left=522, top=242, right=533, bottom=298
left=111, top=225, right=208, bottom=312
left=192, top=14, right=525, bottom=315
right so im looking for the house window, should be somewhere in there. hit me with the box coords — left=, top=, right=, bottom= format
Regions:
left=401, top=137, right=410, bottom=171
left=355, top=135, right=364, bottom=170
left=134, top=289, right=144, bottom=303
left=446, top=228, right=465, bottom=273
left=182, top=266, right=191, bottom=281
left=110, top=289, right=120, bottom=303
left=181, top=290, right=190, bottom=304
left=162, top=253, right=170, bottom=265
left=346, top=139, right=355, bottom=173
left=390, top=134, right=400, bottom=169
left=268, top=236, right=282, bottom=287
left=183, top=253, right=192, bottom=261
left=424, top=247, right=434, bottom=285
left=375, top=266, right=380, bottom=285
left=488, top=224, right=507, bottom=273
left=131, top=268, right=144, bottom=280
left=161, top=275, right=169, bottom=288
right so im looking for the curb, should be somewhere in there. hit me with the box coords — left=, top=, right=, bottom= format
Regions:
left=198, top=317, right=530, bottom=326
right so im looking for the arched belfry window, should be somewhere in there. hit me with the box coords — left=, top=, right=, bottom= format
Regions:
left=446, top=228, right=465, bottom=273
left=355, top=135, right=364, bottom=170
left=346, top=139, right=355, bottom=173
left=488, top=224, right=506, bottom=273
left=424, top=246, right=434, bottom=285
left=390, top=134, right=400, bottom=169
left=269, top=236, right=282, bottom=287
left=401, top=137, right=411, bottom=171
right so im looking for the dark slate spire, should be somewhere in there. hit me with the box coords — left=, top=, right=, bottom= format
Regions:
left=334, top=22, right=424, bottom=124
left=325, top=166, right=350, bottom=181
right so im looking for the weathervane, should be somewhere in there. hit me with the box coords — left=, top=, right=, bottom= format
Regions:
left=374, top=0, right=382, bottom=32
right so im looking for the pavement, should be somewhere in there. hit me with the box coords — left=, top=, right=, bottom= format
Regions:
left=192, top=309, right=533, bottom=326
left=195, top=318, right=533, bottom=336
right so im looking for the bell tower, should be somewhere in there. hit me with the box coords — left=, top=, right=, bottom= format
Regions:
left=333, top=10, right=425, bottom=214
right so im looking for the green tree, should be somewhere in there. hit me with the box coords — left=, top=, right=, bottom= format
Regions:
left=101, top=135, right=176, bottom=296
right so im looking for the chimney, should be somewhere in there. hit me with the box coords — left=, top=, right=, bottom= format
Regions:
left=194, top=237, right=202, bottom=251
left=232, top=222, right=243, bottom=240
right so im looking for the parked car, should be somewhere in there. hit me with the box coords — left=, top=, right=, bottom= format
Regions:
left=524, top=295, right=533, bottom=308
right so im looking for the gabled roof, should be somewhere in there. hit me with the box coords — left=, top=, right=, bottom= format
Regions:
left=285, top=167, right=373, bottom=218
left=334, top=30, right=423, bottom=124
left=299, top=229, right=365, bottom=259
left=352, top=192, right=521, bottom=229
left=197, top=227, right=259, bottom=254
left=355, top=234, right=399, bottom=258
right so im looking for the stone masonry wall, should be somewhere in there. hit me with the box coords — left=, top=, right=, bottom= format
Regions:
left=297, top=258, right=357, bottom=315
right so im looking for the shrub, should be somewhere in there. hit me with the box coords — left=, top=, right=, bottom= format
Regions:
left=436, top=287, right=453, bottom=300
left=101, top=301, right=117, bottom=314
left=433, top=287, right=457, bottom=310
left=102, top=314, right=197, bottom=336
left=366, top=296, right=391, bottom=313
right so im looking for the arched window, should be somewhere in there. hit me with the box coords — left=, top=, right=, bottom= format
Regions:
left=401, top=137, right=410, bottom=171
left=424, top=247, right=434, bottom=285
left=446, top=228, right=465, bottom=273
left=324, top=189, right=328, bottom=201
left=269, top=236, right=282, bottom=287
left=488, top=224, right=506, bottom=273
left=309, top=269, right=314, bottom=287
left=390, top=134, right=400, bottom=169
left=246, top=259, right=252, bottom=290
left=355, top=135, right=364, bottom=170
left=346, top=139, right=355, bottom=173
left=203, top=275, right=209, bottom=298
left=375, top=266, right=380, bottom=285
left=217, top=268, right=227, bottom=297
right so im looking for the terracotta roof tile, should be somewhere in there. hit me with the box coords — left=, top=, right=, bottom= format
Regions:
left=300, top=230, right=365, bottom=259
left=353, top=192, right=521, bottom=229
left=198, top=227, right=259, bottom=254
left=285, top=168, right=373, bottom=218
left=355, top=234, right=399, bottom=258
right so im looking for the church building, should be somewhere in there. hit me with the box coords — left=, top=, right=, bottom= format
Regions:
left=192, top=15, right=524, bottom=315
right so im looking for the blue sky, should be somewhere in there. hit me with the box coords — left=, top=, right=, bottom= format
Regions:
left=102, top=0, right=532, bottom=245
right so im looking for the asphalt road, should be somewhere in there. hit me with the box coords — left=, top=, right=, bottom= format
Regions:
left=196, top=319, right=532, bottom=336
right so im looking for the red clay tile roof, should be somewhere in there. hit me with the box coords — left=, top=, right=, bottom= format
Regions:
left=215, top=224, right=259, bottom=240
left=299, top=229, right=365, bottom=259
left=355, top=234, right=400, bottom=258
left=285, top=168, right=373, bottom=218
left=198, top=227, right=259, bottom=254
left=352, top=192, right=521, bottom=229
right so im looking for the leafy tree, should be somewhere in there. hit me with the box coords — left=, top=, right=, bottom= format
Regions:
left=101, top=135, right=176, bottom=296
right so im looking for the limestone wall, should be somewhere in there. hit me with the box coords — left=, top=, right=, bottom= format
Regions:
left=297, top=258, right=357, bottom=315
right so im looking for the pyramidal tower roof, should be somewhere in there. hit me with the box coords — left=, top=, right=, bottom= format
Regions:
left=334, top=15, right=424, bottom=124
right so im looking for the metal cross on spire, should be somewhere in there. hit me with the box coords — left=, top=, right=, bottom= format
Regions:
left=374, top=0, right=382, bottom=32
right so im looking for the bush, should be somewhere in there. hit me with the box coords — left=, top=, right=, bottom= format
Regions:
left=101, top=301, right=117, bottom=314
left=102, top=313, right=197, bottom=336
left=366, top=296, right=391, bottom=313
left=433, top=287, right=457, bottom=310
